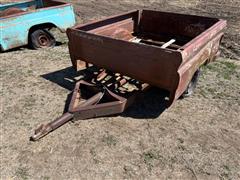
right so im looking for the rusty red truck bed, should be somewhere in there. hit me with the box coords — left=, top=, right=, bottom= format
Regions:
left=67, top=10, right=226, bottom=105
left=31, top=10, right=227, bottom=141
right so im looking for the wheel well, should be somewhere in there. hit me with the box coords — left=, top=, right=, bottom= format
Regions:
left=28, top=23, right=57, bottom=42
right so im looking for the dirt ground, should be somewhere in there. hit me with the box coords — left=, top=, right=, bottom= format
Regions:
left=1, top=0, right=240, bottom=179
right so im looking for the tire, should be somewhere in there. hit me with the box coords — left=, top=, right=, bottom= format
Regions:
left=181, top=69, right=201, bottom=98
left=29, top=29, right=56, bottom=49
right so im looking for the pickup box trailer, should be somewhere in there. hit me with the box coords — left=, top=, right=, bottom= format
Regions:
left=0, top=0, right=75, bottom=51
left=31, top=10, right=227, bottom=141
left=67, top=10, right=227, bottom=104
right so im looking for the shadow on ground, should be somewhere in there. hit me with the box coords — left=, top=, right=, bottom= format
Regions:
left=0, top=41, right=64, bottom=53
left=41, top=67, right=169, bottom=119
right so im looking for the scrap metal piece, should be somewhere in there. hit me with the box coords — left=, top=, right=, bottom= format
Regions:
left=130, top=37, right=142, bottom=43
left=160, top=39, right=176, bottom=49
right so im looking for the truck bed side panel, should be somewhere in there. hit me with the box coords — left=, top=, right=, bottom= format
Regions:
left=0, top=0, right=43, bottom=11
left=175, top=20, right=227, bottom=99
left=67, top=28, right=183, bottom=100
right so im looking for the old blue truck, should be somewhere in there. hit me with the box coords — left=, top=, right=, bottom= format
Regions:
left=0, top=0, right=76, bottom=51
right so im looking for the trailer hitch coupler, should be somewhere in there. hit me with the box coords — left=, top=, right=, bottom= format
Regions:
left=30, top=112, right=74, bottom=141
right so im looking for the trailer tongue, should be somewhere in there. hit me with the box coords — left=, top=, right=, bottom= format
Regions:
left=31, top=70, right=150, bottom=141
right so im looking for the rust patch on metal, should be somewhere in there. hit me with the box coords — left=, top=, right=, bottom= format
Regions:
left=0, top=8, right=25, bottom=17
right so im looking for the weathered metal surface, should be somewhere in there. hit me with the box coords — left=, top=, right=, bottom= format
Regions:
left=0, top=0, right=76, bottom=51
left=0, top=8, right=25, bottom=17
left=31, top=70, right=150, bottom=141
left=0, top=0, right=43, bottom=12
left=67, top=10, right=227, bottom=106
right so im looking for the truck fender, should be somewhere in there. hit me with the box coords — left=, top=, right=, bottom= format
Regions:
left=28, top=23, right=57, bottom=39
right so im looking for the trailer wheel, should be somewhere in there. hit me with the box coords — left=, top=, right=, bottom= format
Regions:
left=29, top=29, right=56, bottom=49
left=181, top=69, right=201, bottom=98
